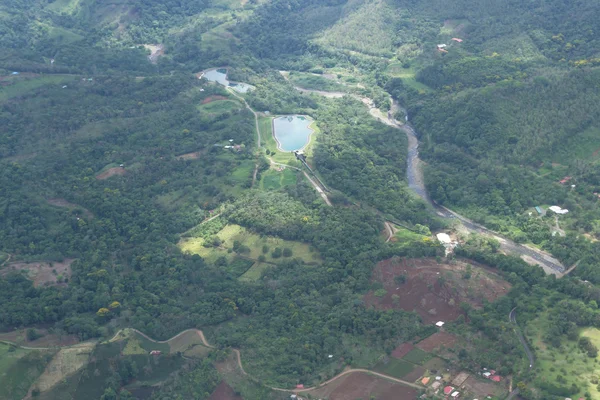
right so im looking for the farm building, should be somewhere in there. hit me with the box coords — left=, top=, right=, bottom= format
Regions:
left=451, top=38, right=463, bottom=42
left=431, top=381, right=441, bottom=391
left=451, top=391, right=460, bottom=398
left=443, top=386, right=454, bottom=395
left=559, top=176, right=572, bottom=184
left=435, top=321, right=445, bottom=327
left=549, top=205, right=569, bottom=214
left=421, top=377, right=430, bottom=385
left=535, top=206, right=542, bottom=215
left=437, top=44, right=447, bottom=49
left=149, top=350, right=161, bottom=355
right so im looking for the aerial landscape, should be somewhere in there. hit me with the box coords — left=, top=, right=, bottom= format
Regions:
left=1, top=0, right=600, bottom=399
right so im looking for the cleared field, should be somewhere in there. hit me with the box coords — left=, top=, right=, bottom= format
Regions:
left=374, top=357, right=415, bottom=378
left=179, top=224, right=321, bottom=266
left=416, top=332, right=458, bottom=353
left=306, top=371, right=418, bottom=400
left=0, top=344, right=53, bottom=400
left=96, top=165, right=126, bottom=180
left=35, top=342, right=95, bottom=392
left=385, top=64, right=430, bottom=92
left=1, top=259, right=74, bottom=288
left=402, top=348, right=431, bottom=365
left=168, top=330, right=207, bottom=354
left=208, top=381, right=243, bottom=400
left=260, top=167, right=298, bottom=190
left=238, top=262, right=271, bottom=282
left=391, top=342, right=414, bottom=359
left=392, top=227, right=429, bottom=243
left=0, top=328, right=78, bottom=348
left=0, top=76, right=71, bottom=102
left=527, top=314, right=600, bottom=399
left=365, top=257, right=511, bottom=323
left=198, top=99, right=242, bottom=114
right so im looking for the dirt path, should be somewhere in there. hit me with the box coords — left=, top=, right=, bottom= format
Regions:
left=227, top=87, right=261, bottom=187
left=303, top=171, right=332, bottom=206
left=1, top=253, right=11, bottom=267
left=384, top=221, right=396, bottom=242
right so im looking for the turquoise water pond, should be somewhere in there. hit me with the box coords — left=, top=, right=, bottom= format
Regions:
left=272, top=116, right=314, bottom=152
left=201, top=68, right=253, bottom=93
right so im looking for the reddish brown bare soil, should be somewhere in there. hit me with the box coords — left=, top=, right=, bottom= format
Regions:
left=176, top=151, right=202, bottom=160
left=202, top=95, right=228, bottom=104
left=391, top=342, right=414, bottom=359
left=0, top=328, right=78, bottom=347
left=416, top=332, right=459, bottom=352
left=1, top=259, right=74, bottom=287
left=365, top=258, right=511, bottom=323
left=96, top=167, right=126, bottom=180
left=208, top=381, right=242, bottom=400
left=308, top=372, right=417, bottom=400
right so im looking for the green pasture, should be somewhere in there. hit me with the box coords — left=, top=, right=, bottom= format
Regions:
left=0, top=76, right=72, bottom=102
left=374, top=358, right=416, bottom=378
left=260, top=168, right=298, bottom=191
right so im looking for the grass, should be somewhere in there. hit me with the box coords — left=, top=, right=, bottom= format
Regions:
left=0, top=344, right=53, bottom=400
left=179, top=224, right=321, bottom=266
left=239, top=262, right=271, bottom=282
left=553, top=126, right=600, bottom=163
left=385, top=64, right=430, bottom=92
left=402, top=348, right=431, bottom=365
left=374, top=358, right=415, bottom=378
left=260, top=168, right=298, bottom=191
left=259, top=116, right=296, bottom=164
left=393, top=227, right=428, bottom=242
left=288, top=72, right=346, bottom=92
left=0, top=76, right=72, bottom=102
left=45, top=0, right=82, bottom=13
left=198, top=99, right=242, bottom=114
left=527, top=312, right=600, bottom=398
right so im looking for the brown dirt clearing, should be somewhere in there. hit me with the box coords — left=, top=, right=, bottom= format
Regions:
left=463, top=375, right=507, bottom=398
left=0, top=329, right=78, bottom=347
left=96, top=167, right=126, bottom=180
left=307, top=372, right=417, bottom=400
left=391, top=342, right=414, bottom=359
left=416, top=332, right=458, bottom=353
left=47, top=198, right=93, bottom=218
left=364, top=258, right=511, bottom=323
left=202, top=95, right=228, bottom=104
left=208, top=381, right=242, bottom=400
left=176, top=151, right=202, bottom=160
left=1, top=259, right=74, bottom=287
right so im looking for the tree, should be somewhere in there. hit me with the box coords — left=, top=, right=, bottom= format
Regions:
left=282, top=248, right=293, bottom=257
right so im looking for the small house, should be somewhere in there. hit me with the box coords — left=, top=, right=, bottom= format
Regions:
left=437, top=44, right=447, bottom=49
left=491, top=375, right=501, bottom=382
left=421, top=377, right=430, bottom=385
left=559, top=176, right=572, bottom=184
left=431, top=381, right=441, bottom=390
left=435, top=321, right=445, bottom=327
left=150, top=350, right=161, bottom=355
left=535, top=206, right=542, bottom=215
left=451, top=391, right=460, bottom=398
left=443, top=386, right=454, bottom=395
left=296, top=384, right=304, bottom=389
left=483, top=372, right=491, bottom=377
left=451, top=38, right=463, bottom=42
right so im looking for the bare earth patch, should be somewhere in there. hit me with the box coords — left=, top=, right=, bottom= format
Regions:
left=463, top=375, right=506, bottom=399
left=307, top=372, right=417, bottom=400
left=47, top=198, right=93, bottom=218
left=1, top=259, right=74, bottom=287
left=143, top=44, right=164, bottom=64
left=208, top=381, right=242, bottom=400
left=365, top=258, right=511, bottom=323
left=35, top=342, right=95, bottom=392
left=416, top=332, right=459, bottom=353
left=176, top=151, right=202, bottom=160
left=96, top=167, right=126, bottom=180
left=201, top=95, right=228, bottom=104
left=391, top=342, right=414, bottom=359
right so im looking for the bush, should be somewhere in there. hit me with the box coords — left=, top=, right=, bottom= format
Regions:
left=272, top=248, right=282, bottom=258
left=282, top=248, right=293, bottom=257
left=374, top=288, right=387, bottom=298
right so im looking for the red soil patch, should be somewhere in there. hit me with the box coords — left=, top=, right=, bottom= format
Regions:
left=208, top=381, right=242, bottom=400
left=391, top=342, right=414, bottom=359
left=176, top=151, right=202, bottom=160
left=416, top=332, right=458, bottom=352
left=47, top=198, right=94, bottom=218
left=96, top=167, right=126, bottom=180
left=1, top=259, right=74, bottom=288
left=0, top=328, right=78, bottom=347
left=365, top=258, right=511, bottom=324
left=308, top=372, right=417, bottom=400
left=202, top=95, right=228, bottom=104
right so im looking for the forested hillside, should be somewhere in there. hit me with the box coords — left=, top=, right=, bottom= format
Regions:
left=2, top=0, right=600, bottom=399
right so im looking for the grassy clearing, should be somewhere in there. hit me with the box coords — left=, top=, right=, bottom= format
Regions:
left=0, top=344, right=53, bottom=400
left=374, top=358, right=415, bottom=378
left=198, top=99, right=242, bottom=114
left=168, top=330, right=207, bottom=354
left=260, top=168, right=298, bottom=191
left=385, top=65, right=430, bottom=92
left=35, top=342, right=95, bottom=392
left=393, top=227, right=428, bottom=242
left=45, top=0, right=82, bottom=13
left=527, top=312, right=600, bottom=398
left=179, top=224, right=321, bottom=266
left=0, top=76, right=72, bottom=102
left=402, top=348, right=431, bottom=365
left=239, top=262, right=271, bottom=282
left=554, top=126, right=600, bottom=163
left=288, top=72, right=346, bottom=92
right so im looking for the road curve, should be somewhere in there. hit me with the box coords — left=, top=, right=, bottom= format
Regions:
left=506, top=307, right=533, bottom=400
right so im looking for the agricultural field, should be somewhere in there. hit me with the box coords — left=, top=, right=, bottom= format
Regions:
left=0, top=343, right=54, bottom=400
left=385, top=64, right=430, bottom=92
left=198, top=99, right=243, bottom=115
left=179, top=223, right=321, bottom=268
left=287, top=71, right=346, bottom=92
left=365, top=257, right=511, bottom=323
left=306, top=371, right=418, bottom=400
left=527, top=314, right=600, bottom=399
left=238, top=261, right=271, bottom=282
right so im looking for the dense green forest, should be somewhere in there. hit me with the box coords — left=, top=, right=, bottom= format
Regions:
left=2, top=0, right=600, bottom=399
